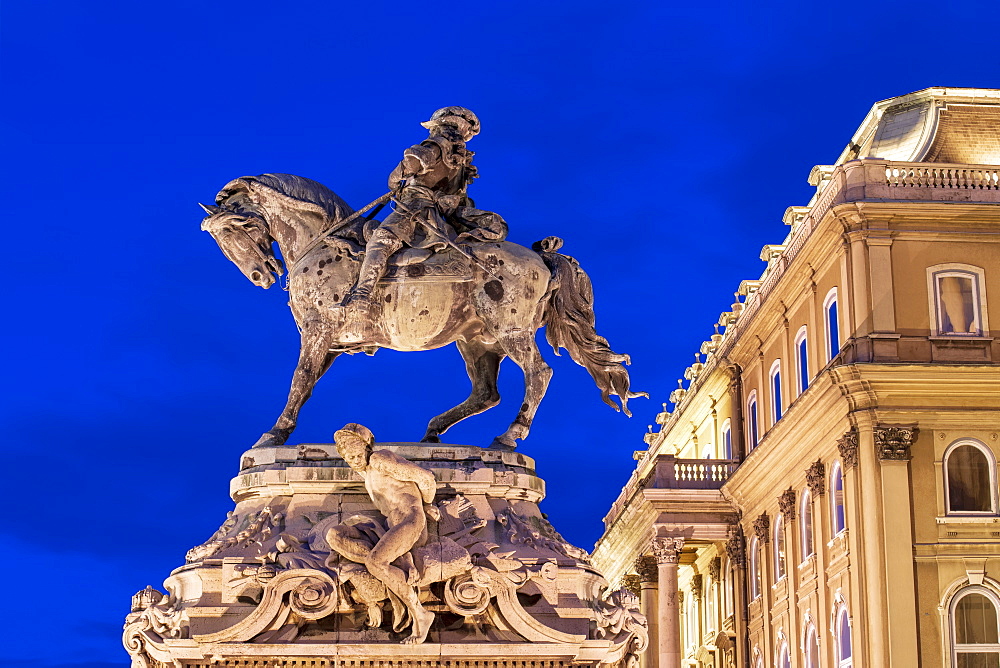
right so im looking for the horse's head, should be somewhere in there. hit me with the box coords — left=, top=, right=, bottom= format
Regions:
left=200, top=202, right=284, bottom=289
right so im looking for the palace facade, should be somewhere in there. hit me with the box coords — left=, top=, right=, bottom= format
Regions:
left=593, top=87, right=1000, bottom=668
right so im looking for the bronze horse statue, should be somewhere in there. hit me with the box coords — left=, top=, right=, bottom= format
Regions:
left=200, top=173, right=644, bottom=449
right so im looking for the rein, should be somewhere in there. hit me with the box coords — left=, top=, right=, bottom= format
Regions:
left=281, top=191, right=392, bottom=289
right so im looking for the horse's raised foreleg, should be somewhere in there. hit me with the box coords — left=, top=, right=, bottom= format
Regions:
left=253, top=330, right=339, bottom=448
left=491, top=331, right=552, bottom=450
left=422, top=338, right=504, bottom=443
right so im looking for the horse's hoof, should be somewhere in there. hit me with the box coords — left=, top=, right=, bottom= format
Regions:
left=253, top=430, right=288, bottom=448
left=421, top=434, right=441, bottom=443
left=489, top=436, right=517, bottom=451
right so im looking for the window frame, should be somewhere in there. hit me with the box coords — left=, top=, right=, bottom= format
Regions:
left=770, top=359, right=783, bottom=424
left=747, top=390, right=759, bottom=450
left=800, top=488, right=815, bottom=560
left=944, top=438, right=998, bottom=515
left=773, top=513, right=786, bottom=581
left=777, top=641, right=791, bottom=668
left=950, top=585, right=1000, bottom=667
left=836, top=605, right=853, bottom=668
left=831, top=461, right=846, bottom=535
left=795, top=325, right=810, bottom=396
left=749, top=536, right=761, bottom=600
left=927, top=263, right=989, bottom=337
left=824, top=287, right=841, bottom=362
left=722, top=419, right=733, bottom=459
left=804, top=623, right=820, bottom=668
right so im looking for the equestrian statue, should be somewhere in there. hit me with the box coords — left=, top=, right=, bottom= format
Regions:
left=199, top=106, right=645, bottom=449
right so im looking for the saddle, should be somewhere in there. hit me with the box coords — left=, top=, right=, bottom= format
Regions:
left=382, top=247, right=472, bottom=282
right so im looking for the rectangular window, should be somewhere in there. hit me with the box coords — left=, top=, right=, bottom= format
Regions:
left=932, top=268, right=986, bottom=336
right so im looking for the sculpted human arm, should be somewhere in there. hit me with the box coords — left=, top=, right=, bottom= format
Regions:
left=368, top=450, right=438, bottom=504
left=387, top=142, right=442, bottom=190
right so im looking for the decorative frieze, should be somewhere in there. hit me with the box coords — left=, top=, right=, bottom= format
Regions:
left=778, top=489, right=796, bottom=521
left=752, top=513, right=770, bottom=543
left=875, top=425, right=918, bottom=461
left=837, top=428, right=859, bottom=469
left=806, top=460, right=826, bottom=496
left=635, top=555, right=658, bottom=583
left=725, top=530, right=746, bottom=567
left=651, top=537, right=686, bottom=564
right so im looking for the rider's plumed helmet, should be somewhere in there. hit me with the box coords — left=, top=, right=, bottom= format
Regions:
left=421, top=106, right=480, bottom=138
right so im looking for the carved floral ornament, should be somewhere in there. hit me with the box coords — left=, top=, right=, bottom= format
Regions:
left=778, top=489, right=796, bottom=521
left=651, top=537, right=686, bottom=564
left=752, top=513, right=770, bottom=543
left=875, top=425, right=918, bottom=461
left=806, top=460, right=826, bottom=496
left=725, top=528, right=746, bottom=567
left=837, top=428, right=860, bottom=469
left=691, top=573, right=703, bottom=599
left=635, top=555, right=659, bottom=583
left=708, top=556, right=721, bottom=582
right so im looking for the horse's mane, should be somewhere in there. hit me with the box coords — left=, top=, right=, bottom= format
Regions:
left=217, top=173, right=362, bottom=236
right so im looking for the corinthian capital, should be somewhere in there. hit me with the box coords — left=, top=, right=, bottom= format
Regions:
left=875, top=424, right=918, bottom=461
left=837, top=428, right=859, bottom=469
left=651, top=537, right=685, bottom=564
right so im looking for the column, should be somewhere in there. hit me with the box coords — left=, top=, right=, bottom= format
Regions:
left=635, top=555, right=659, bottom=668
left=652, top=537, right=685, bottom=668
left=876, top=425, right=920, bottom=667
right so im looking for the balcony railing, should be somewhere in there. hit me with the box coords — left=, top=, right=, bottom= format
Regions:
left=604, top=455, right=738, bottom=527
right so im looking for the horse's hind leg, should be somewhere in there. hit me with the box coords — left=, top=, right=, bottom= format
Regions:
left=422, top=338, right=503, bottom=443
left=254, top=329, right=339, bottom=448
left=491, top=331, right=552, bottom=450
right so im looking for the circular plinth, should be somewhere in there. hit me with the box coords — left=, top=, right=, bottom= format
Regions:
left=232, top=442, right=545, bottom=503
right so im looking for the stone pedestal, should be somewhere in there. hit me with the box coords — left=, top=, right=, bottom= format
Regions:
left=124, top=443, right=646, bottom=668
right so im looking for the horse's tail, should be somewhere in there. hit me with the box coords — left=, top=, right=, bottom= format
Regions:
left=533, top=237, right=648, bottom=417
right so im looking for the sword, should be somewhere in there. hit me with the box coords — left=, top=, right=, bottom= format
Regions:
left=397, top=200, right=503, bottom=282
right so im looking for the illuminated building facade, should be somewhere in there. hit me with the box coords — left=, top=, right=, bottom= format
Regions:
left=593, top=88, right=1000, bottom=668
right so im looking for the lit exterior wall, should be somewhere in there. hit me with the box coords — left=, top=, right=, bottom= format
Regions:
left=594, top=87, right=1000, bottom=668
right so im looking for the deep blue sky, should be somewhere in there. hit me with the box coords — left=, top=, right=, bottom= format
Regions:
left=4, top=2, right=1000, bottom=665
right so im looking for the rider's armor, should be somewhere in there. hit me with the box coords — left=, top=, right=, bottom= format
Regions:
left=339, top=110, right=507, bottom=343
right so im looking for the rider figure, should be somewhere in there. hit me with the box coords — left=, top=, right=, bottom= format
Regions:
left=339, top=107, right=508, bottom=342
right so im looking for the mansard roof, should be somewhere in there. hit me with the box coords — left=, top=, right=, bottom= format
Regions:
left=837, top=87, right=1000, bottom=165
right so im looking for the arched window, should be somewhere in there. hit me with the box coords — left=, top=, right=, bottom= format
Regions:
left=778, top=642, right=791, bottom=668
left=774, top=513, right=786, bottom=580
left=805, top=624, right=820, bottom=668
left=723, top=558, right=734, bottom=617
left=770, top=360, right=783, bottom=424
left=722, top=419, right=733, bottom=459
left=928, top=264, right=988, bottom=336
left=951, top=586, right=1000, bottom=666
left=945, top=439, right=998, bottom=514
left=836, top=605, right=853, bottom=667
left=749, top=536, right=761, bottom=599
left=831, top=461, right=846, bottom=534
left=702, top=444, right=714, bottom=459
left=824, top=288, right=841, bottom=362
left=801, top=488, right=815, bottom=559
left=795, top=326, right=810, bottom=395
left=747, top=391, right=759, bottom=450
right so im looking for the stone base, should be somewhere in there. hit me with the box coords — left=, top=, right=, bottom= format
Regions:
left=124, top=443, right=645, bottom=668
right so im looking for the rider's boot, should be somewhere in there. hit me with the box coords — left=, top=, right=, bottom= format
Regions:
left=339, top=234, right=401, bottom=343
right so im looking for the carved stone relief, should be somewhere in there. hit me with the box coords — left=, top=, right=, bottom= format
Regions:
left=778, top=489, right=796, bottom=521
left=725, top=530, right=746, bottom=567
left=875, top=425, right=918, bottom=461
left=837, top=428, right=859, bottom=469
left=752, top=513, right=770, bottom=543
left=651, top=537, right=685, bottom=564
left=806, top=460, right=826, bottom=496
left=635, top=555, right=658, bottom=583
